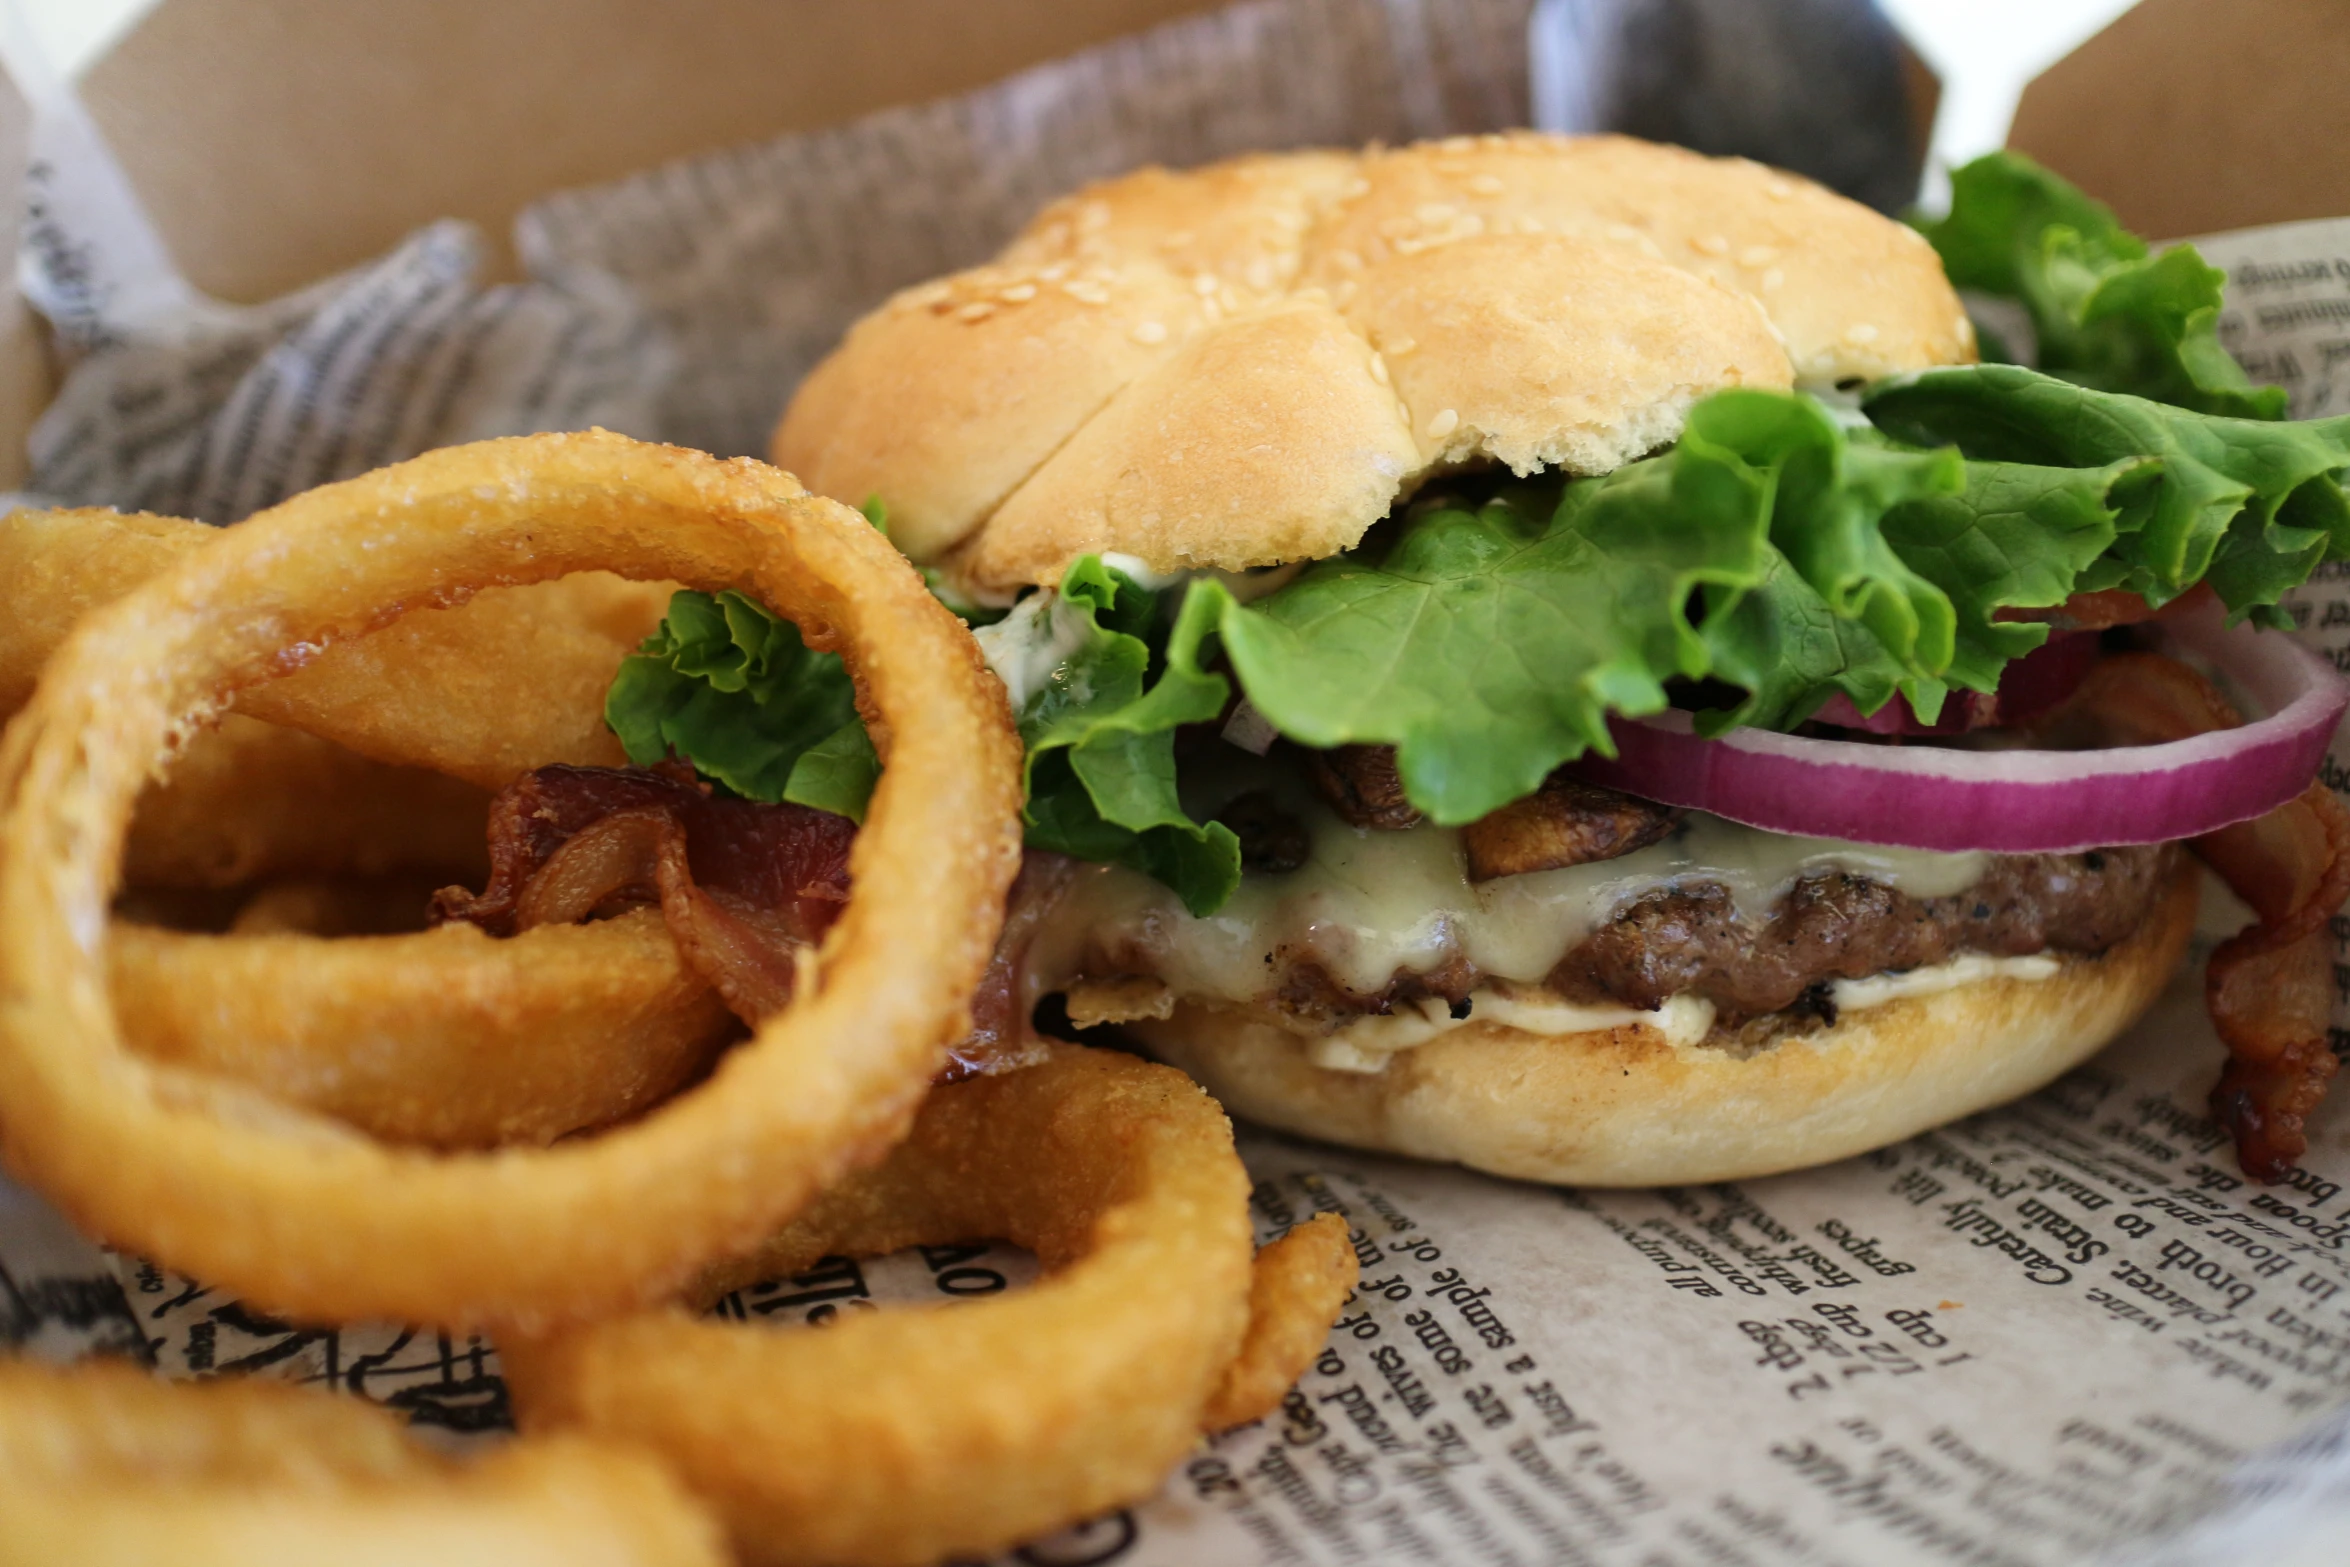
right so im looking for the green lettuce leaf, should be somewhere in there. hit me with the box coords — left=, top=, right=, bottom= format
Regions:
left=985, top=558, right=1240, bottom=917
left=1919, top=151, right=2285, bottom=419
left=1199, top=392, right=1817, bottom=825
left=1866, top=365, right=2350, bottom=625
left=780, top=722, right=882, bottom=822
left=1682, top=393, right=1963, bottom=728
left=603, top=567, right=1238, bottom=908
left=604, top=589, right=873, bottom=819
left=1202, top=387, right=2205, bottom=825
left=1875, top=451, right=2147, bottom=690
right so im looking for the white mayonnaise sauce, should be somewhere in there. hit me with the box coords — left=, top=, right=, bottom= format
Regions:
left=1308, top=990, right=1720, bottom=1073
left=1828, top=952, right=2059, bottom=1010
left=1304, top=949, right=2064, bottom=1074
left=970, top=590, right=1099, bottom=712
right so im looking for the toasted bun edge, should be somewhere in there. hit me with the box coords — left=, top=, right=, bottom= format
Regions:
left=1129, top=862, right=2199, bottom=1186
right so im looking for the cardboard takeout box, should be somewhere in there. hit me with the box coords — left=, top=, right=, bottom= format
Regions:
left=3, top=0, right=2343, bottom=489
left=7, top=6, right=2350, bottom=1559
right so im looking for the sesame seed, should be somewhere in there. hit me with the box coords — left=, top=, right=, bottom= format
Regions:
left=1766, top=178, right=1795, bottom=199
left=1417, top=202, right=1458, bottom=224
left=1692, top=233, right=1730, bottom=256
left=1332, top=278, right=1359, bottom=306
left=1245, top=258, right=1276, bottom=290
left=1425, top=407, right=1460, bottom=439
left=1079, top=201, right=1111, bottom=230
left=1466, top=174, right=1506, bottom=196
left=1844, top=322, right=1881, bottom=344
left=1063, top=282, right=1109, bottom=305
left=1396, top=398, right=1412, bottom=424
left=1760, top=268, right=1785, bottom=292
left=1369, top=352, right=1390, bottom=385
left=958, top=301, right=996, bottom=322
left=1192, top=273, right=1219, bottom=296
left=1384, top=335, right=1416, bottom=356
left=1040, top=263, right=1070, bottom=282
left=1131, top=319, right=1168, bottom=345
left=1332, top=249, right=1365, bottom=272
left=1000, top=283, right=1037, bottom=302
left=1738, top=245, right=1778, bottom=268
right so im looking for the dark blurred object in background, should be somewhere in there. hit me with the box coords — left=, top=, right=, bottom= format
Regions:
left=1534, top=0, right=1929, bottom=213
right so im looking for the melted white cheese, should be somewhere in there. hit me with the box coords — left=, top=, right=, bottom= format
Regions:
left=1040, top=779, right=1991, bottom=1007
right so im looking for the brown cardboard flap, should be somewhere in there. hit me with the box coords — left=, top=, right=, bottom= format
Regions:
left=2009, top=0, right=2350, bottom=240
left=80, top=0, right=1225, bottom=304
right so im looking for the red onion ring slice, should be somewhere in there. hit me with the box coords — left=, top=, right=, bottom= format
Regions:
left=1569, top=602, right=2348, bottom=853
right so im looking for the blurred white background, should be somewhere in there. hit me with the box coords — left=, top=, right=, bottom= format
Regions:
left=15, top=0, right=155, bottom=79
left=1877, top=0, right=2138, bottom=204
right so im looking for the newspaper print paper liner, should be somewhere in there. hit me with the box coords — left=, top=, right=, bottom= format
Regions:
left=8, top=0, right=2350, bottom=1561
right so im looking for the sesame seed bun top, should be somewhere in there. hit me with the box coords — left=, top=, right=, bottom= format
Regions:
left=774, top=133, right=1974, bottom=595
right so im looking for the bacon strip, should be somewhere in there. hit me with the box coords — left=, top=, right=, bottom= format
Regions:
left=1998, top=581, right=2218, bottom=632
left=2058, top=653, right=2350, bottom=1179
left=435, top=763, right=853, bottom=1027
left=947, top=855, right=1078, bottom=1083
left=436, top=764, right=1059, bottom=1078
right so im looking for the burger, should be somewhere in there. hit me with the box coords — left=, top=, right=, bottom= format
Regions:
left=633, top=134, right=2350, bottom=1186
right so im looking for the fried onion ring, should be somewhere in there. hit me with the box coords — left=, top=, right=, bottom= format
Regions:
left=109, top=910, right=736, bottom=1149
left=501, top=1046, right=1262, bottom=1567
left=1201, top=1210, right=1358, bottom=1431
left=121, top=715, right=492, bottom=891
left=1, top=505, right=672, bottom=786
left=0, top=431, right=1025, bottom=1329
left=0, top=1357, right=725, bottom=1566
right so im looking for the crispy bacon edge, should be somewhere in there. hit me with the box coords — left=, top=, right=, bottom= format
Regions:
left=2062, top=652, right=2350, bottom=1179
left=434, top=764, right=1061, bottom=1080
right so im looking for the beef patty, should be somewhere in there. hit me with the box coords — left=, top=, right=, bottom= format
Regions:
left=1233, top=842, right=2177, bottom=1030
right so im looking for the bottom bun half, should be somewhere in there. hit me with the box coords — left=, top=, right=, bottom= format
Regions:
left=1130, top=862, right=2199, bottom=1186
